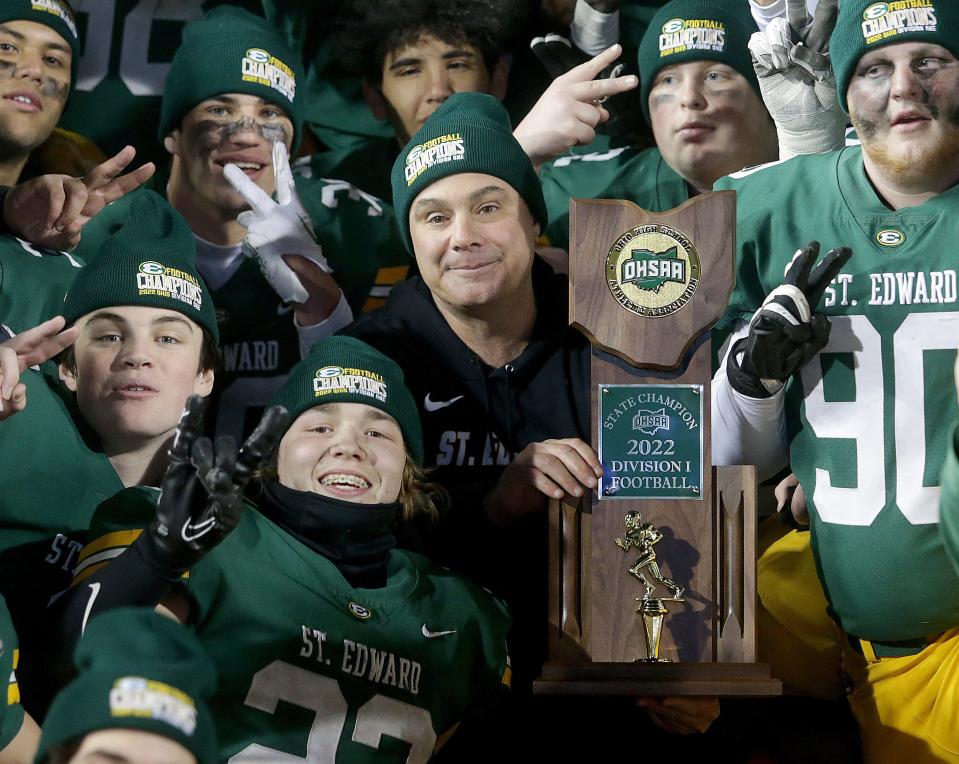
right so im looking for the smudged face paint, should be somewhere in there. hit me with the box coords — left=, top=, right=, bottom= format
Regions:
left=648, top=60, right=776, bottom=193
left=168, top=93, right=293, bottom=217
left=848, top=41, right=959, bottom=189
left=0, top=20, right=72, bottom=154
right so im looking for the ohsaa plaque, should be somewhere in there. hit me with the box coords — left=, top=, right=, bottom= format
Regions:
left=605, top=224, right=701, bottom=319
left=537, top=193, right=781, bottom=698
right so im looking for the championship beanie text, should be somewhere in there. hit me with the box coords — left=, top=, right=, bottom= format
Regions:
left=158, top=6, right=304, bottom=149
left=832, top=0, right=957, bottom=113
left=36, top=608, right=217, bottom=764
left=638, top=0, right=760, bottom=123
left=270, top=336, right=424, bottom=464
left=391, top=92, right=547, bottom=254
left=63, top=190, right=219, bottom=342
left=0, top=0, right=80, bottom=80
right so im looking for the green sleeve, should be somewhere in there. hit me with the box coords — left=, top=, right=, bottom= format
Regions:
left=940, top=425, right=959, bottom=573
left=294, top=175, right=411, bottom=314
left=538, top=147, right=688, bottom=250
left=712, top=171, right=783, bottom=342
left=0, top=235, right=84, bottom=331
left=0, top=596, right=24, bottom=751
left=72, top=487, right=159, bottom=587
left=538, top=146, right=639, bottom=250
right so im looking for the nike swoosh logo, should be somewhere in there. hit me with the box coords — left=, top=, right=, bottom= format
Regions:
left=181, top=517, right=217, bottom=543
left=277, top=303, right=294, bottom=315
left=422, top=624, right=457, bottom=639
left=424, top=394, right=464, bottom=412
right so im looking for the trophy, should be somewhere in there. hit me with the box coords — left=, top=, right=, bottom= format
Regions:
left=534, top=194, right=781, bottom=697
left=615, top=511, right=684, bottom=662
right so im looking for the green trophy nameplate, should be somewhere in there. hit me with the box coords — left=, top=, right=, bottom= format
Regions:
left=598, top=384, right=704, bottom=500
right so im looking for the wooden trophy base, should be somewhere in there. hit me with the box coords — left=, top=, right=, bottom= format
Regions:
left=534, top=662, right=781, bottom=697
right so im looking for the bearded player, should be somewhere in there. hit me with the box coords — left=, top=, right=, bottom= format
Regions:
left=711, top=1, right=959, bottom=760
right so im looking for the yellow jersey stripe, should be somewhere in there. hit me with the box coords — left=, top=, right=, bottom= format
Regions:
left=77, top=529, right=143, bottom=564
left=7, top=649, right=18, bottom=705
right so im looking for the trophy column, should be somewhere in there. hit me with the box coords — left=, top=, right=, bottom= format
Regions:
left=535, top=193, right=781, bottom=697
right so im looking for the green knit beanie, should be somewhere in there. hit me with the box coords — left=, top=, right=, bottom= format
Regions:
left=159, top=6, right=304, bottom=150
left=63, top=190, right=219, bottom=343
left=391, top=92, right=547, bottom=254
left=36, top=608, right=217, bottom=764
left=833, top=0, right=957, bottom=113
left=270, top=336, right=424, bottom=464
left=638, top=0, right=760, bottom=123
left=0, top=0, right=80, bottom=82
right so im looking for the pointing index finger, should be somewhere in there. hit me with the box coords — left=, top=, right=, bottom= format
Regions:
left=272, top=142, right=296, bottom=207
left=223, top=163, right=275, bottom=217
left=83, top=145, right=136, bottom=191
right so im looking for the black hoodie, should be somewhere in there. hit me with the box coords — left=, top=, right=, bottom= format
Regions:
left=343, top=257, right=591, bottom=688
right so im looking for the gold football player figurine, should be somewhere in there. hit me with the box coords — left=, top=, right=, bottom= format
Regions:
left=615, top=511, right=685, bottom=661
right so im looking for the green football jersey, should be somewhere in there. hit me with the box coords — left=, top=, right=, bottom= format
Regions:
left=939, top=428, right=959, bottom=575
left=300, top=140, right=398, bottom=207
left=82, top=487, right=512, bottom=764
left=59, top=0, right=259, bottom=165
left=206, top=256, right=300, bottom=441
left=715, top=146, right=959, bottom=642
left=0, top=364, right=121, bottom=640
left=0, top=235, right=83, bottom=331
left=292, top=172, right=411, bottom=314
left=538, top=146, right=689, bottom=250
left=0, top=234, right=116, bottom=639
left=0, top=595, right=24, bottom=751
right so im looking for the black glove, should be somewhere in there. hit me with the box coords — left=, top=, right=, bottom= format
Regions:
left=530, top=32, right=639, bottom=138
left=144, top=395, right=289, bottom=576
left=728, top=241, right=852, bottom=398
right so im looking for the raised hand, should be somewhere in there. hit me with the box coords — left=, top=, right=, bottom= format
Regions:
left=530, top=32, right=638, bottom=140
left=748, top=0, right=845, bottom=159
left=0, top=316, right=79, bottom=420
left=224, top=141, right=332, bottom=306
left=148, top=396, right=289, bottom=572
left=2, top=145, right=155, bottom=251
left=728, top=241, right=851, bottom=397
left=514, top=44, right=638, bottom=167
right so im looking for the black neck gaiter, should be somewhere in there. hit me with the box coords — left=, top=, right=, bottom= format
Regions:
left=262, top=481, right=399, bottom=589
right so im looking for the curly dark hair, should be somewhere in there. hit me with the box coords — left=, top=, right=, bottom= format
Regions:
left=331, top=0, right=522, bottom=83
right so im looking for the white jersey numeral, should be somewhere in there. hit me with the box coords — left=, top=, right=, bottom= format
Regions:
left=72, top=0, right=205, bottom=94
left=229, top=660, right=436, bottom=763
left=801, top=312, right=959, bottom=526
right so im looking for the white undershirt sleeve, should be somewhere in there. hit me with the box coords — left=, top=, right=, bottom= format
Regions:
left=570, top=0, right=620, bottom=56
left=711, top=323, right=790, bottom=480
left=749, top=0, right=820, bottom=30
left=294, top=293, right=353, bottom=358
